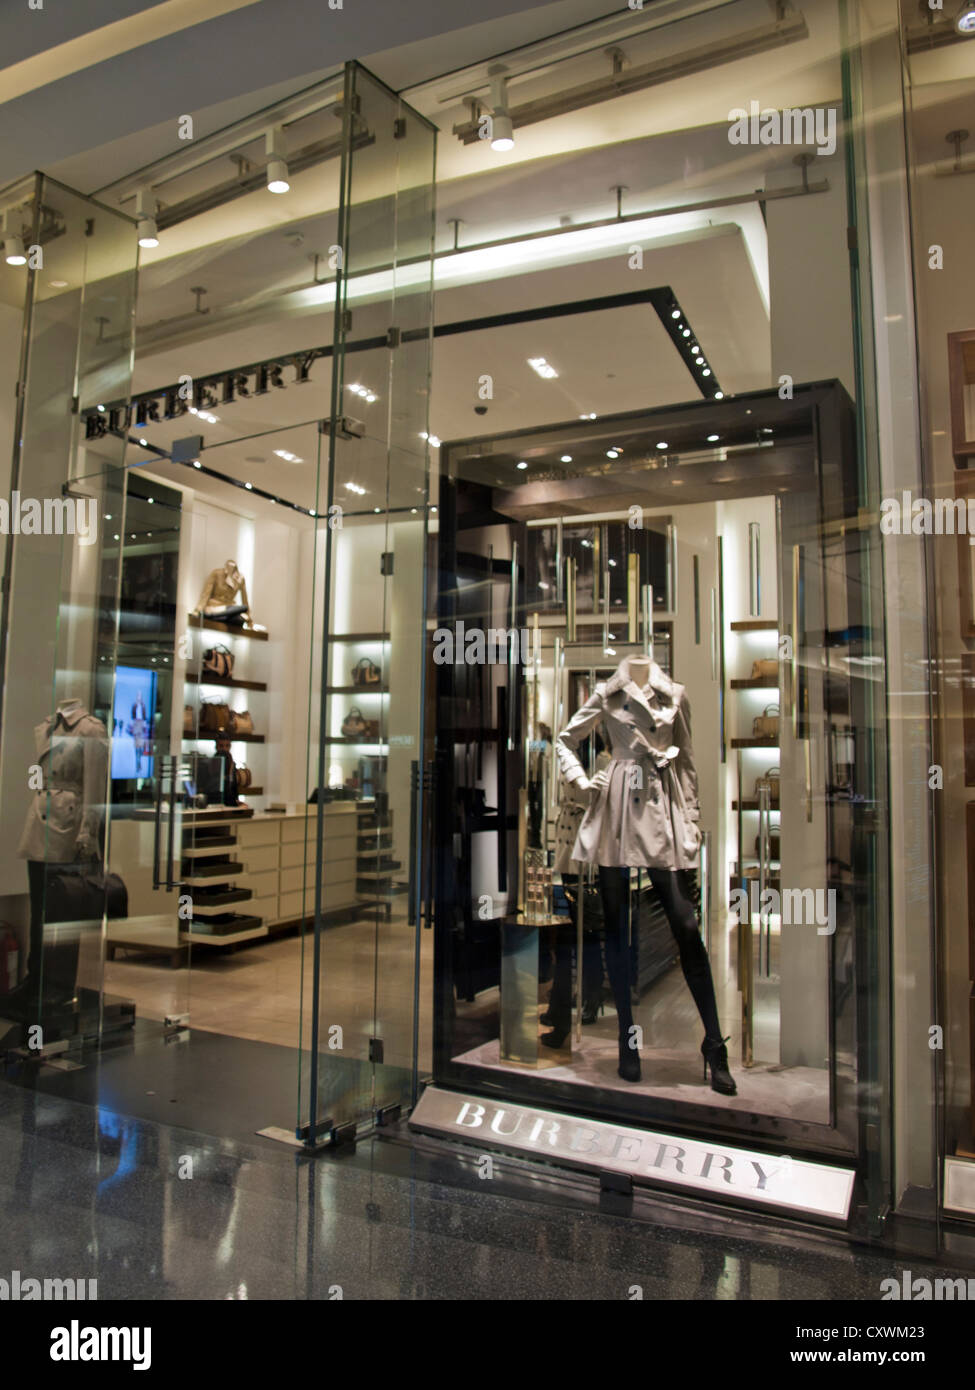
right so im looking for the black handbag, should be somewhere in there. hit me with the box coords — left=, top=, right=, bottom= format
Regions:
left=351, top=657, right=381, bottom=687
left=44, top=866, right=128, bottom=922
left=203, top=644, right=234, bottom=679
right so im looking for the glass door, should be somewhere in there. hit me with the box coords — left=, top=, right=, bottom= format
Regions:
left=304, top=63, right=436, bottom=1143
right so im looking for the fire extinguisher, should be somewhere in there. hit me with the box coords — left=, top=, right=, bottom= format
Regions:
left=0, top=927, right=19, bottom=995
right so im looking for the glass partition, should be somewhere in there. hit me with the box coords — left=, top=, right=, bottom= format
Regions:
left=0, top=176, right=140, bottom=1042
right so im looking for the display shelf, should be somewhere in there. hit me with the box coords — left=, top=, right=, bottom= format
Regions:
left=188, top=615, right=269, bottom=640
left=730, top=619, right=778, bottom=632
left=732, top=799, right=781, bottom=812
left=327, top=631, right=389, bottom=642
left=325, top=684, right=388, bottom=695
left=188, top=889, right=253, bottom=914
left=731, top=735, right=779, bottom=748
left=186, top=674, right=268, bottom=692
left=183, top=732, right=266, bottom=743
left=181, top=924, right=268, bottom=946
left=183, top=837, right=237, bottom=856
left=238, top=786, right=264, bottom=796
left=182, top=863, right=244, bottom=885
left=730, top=676, right=779, bottom=689
left=322, top=736, right=387, bottom=747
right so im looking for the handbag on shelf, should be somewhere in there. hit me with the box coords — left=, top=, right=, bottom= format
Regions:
left=228, top=709, right=254, bottom=735
left=750, top=658, right=778, bottom=680
left=754, top=767, right=780, bottom=802
left=200, top=701, right=230, bottom=732
left=341, top=707, right=367, bottom=738
left=236, top=764, right=252, bottom=791
left=183, top=704, right=195, bottom=735
left=351, top=657, right=382, bottom=687
left=752, top=704, right=780, bottom=739
left=203, top=644, right=234, bottom=679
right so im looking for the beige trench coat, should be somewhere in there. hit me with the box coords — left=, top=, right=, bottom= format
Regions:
left=17, top=699, right=108, bottom=862
left=555, top=659, right=701, bottom=871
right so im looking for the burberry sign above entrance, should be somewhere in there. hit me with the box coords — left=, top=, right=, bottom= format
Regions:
left=409, top=1087, right=855, bottom=1222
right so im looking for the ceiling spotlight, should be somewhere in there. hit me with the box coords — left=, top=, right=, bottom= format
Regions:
left=579, top=412, right=597, bottom=420
left=714, top=391, right=725, bottom=400
left=707, top=434, right=720, bottom=442
left=560, top=454, right=572, bottom=463
left=2, top=211, right=26, bottom=266
left=244, top=482, right=253, bottom=490
left=528, top=356, right=558, bottom=379
left=135, top=190, right=159, bottom=249
left=516, top=460, right=528, bottom=470
left=489, top=75, right=515, bottom=151
left=265, top=128, right=290, bottom=193
left=670, top=308, right=681, bottom=319
left=606, top=449, right=620, bottom=459
left=656, top=441, right=668, bottom=450
left=702, top=368, right=712, bottom=377
left=695, top=356, right=705, bottom=366
left=193, top=460, right=202, bottom=468
left=49, top=278, right=68, bottom=288
left=681, top=328, right=691, bottom=337
left=956, top=4, right=975, bottom=34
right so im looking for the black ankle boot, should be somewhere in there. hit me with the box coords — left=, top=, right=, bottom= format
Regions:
left=701, top=1036, right=736, bottom=1096
left=617, top=1032, right=641, bottom=1083
left=541, top=1023, right=570, bottom=1049
left=582, top=990, right=605, bottom=1025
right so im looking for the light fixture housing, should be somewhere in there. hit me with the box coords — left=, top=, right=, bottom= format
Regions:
left=3, top=234, right=26, bottom=266
left=135, top=190, right=159, bottom=248
left=265, top=128, right=290, bottom=193
left=956, top=4, right=975, bottom=34
left=489, top=75, right=515, bottom=151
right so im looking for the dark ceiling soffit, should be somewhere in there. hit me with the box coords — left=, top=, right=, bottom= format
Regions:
left=89, top=286, right=713, bottom=418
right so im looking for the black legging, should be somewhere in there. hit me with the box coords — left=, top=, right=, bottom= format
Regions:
left=599, top=865, right=722, bottom=1043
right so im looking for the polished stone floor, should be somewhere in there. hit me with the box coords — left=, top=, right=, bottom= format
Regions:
left=1, top=1076, right=972, bottom=1302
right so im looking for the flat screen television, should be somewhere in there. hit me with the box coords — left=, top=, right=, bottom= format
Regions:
left=110, top=666, right=158, bottom=781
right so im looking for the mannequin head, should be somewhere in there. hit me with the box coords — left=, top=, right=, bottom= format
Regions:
left=225, top=559, right=239, bottom=576
left=623, top=655, right=651, bottom=687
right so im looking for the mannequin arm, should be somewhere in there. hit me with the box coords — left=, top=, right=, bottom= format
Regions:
left=238, top=573, right=251, bottom=616
left=555, top=691, right=604, bottom=786
left=674, top=693, right=700, bottom=821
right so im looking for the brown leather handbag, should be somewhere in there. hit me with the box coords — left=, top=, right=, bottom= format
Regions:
left=236, top=764, right=252, bottom=790
left=228, top=709, right=254, bottom=735
left=754, top=767, right=780, bottom=801
left=200, top=701, right=230, bottom=732
left=183, top=704, right=195, bottom=734
left=750, top=658, right=778, bottom=680
left=752, top=704, right=780, bottom=739
left=203, top=644, right=234, bottom=679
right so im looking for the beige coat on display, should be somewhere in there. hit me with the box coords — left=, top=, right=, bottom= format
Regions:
left=17, top=699, right=108, bottom=863
left=555, top=656, right=701, bottom=871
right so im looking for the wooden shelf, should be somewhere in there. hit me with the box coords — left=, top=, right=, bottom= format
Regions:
left=189, top=615, right=268, bottom=641
left=731, top=736, right=779, bottom=748
left=730, top=676, right=779, bottom=689
left=732, top=800, right=781, bottom=812
left=730, top=619, right=778, bottom=632
left=186, top=674, right=268, bottom=692
left=238, top=786, right=264, bottom=796
left=184, top=732, right=266, bottom=743
left=327, top=632, right=389, bottom=642
left=325, top=685, right=388, bottom=695
left=322, top=736, right=387, bottom=747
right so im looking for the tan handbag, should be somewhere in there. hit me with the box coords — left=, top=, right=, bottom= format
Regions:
left=752, top=704, right=780, bottom=739
left=754, top=767, right=780, bottom=801
left=183, top=704, right=195, bottom=734
left=229, top=709, right=254, bottom=735
left=750, top=658, right=778, bottom=680
left=236, top=764, right=252, bottom=790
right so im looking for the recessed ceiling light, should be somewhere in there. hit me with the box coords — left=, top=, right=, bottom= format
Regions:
left=528, top=357, right=558, bottom=379
left=702, top=368, right=711, bottom=377
left=579, top=412, right=597, bottom=420
left=147, top=497, right=154, bottom=504
left=656, top=442, right=668, bottom=450
left=244, top=482, right=253, bottom=490
left=695, top=356, right=705, bottom=365
left=707, top=434, right=720, bottom=442
left=681, top=328, right=691, bottom=337
left=139, top=438, right=148, bottom=446
left=561, top=454, right=572, bottom=463
left=516, top=460, right=528, bottom=470
left=193, top=460, right=202, bottom=468
left=956, top=3, right=975, bottom=34
left=670, top=309, right=681, bottom=319
left=49, top=279, right=68, bottom=288
left=714, top=391, right=725, bottom=400
left=606, top=449, right=620, bottom=459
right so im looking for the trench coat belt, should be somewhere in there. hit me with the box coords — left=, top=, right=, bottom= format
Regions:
left=41, top=779, right=85, bottom=793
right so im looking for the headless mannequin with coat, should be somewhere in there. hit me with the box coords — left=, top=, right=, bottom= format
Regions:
left=554, top=654, right=735, bottom=1094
